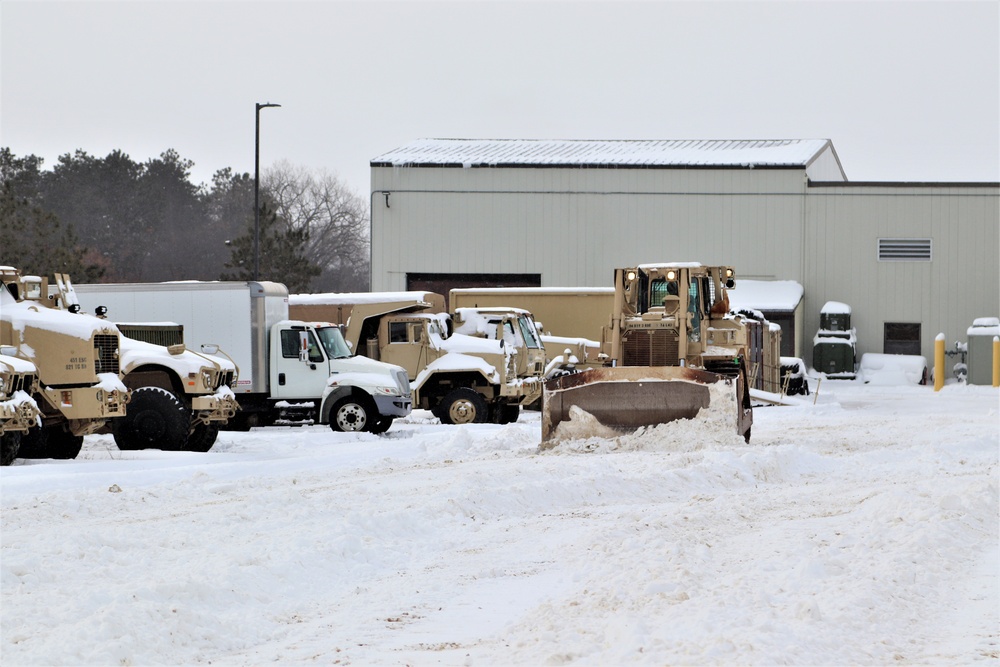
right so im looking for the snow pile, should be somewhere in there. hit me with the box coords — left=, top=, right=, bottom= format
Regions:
left=1, top=381, right=997, bottom=666
left=858, top=352, right=927, bottom=385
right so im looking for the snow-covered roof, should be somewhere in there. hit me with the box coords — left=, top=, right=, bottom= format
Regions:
left=372, top=139, right=839, bottom=172
left=727, top=280, right=804, bottom=312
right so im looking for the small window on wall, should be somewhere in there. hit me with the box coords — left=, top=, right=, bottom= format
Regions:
left=878, top=238, right=932, bottom=261
left=884, top=322, right=921, bottom=355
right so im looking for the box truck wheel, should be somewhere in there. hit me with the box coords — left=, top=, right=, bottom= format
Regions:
left=1, top=431, right=21, bottom=466
left=186, top=423, right=219, bottom=452
left=369, top=416, right=393, bottom=434
left=330, top=395, right=376, bottom=433
left=439, top=388, right=489, bottom=425
left=113, top=387, right=191, bottom=451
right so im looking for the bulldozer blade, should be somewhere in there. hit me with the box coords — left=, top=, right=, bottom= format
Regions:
left=541, top=365, right=753, bottom=444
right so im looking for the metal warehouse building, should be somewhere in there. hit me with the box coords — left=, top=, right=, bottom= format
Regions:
left=369, top=138, right=998, bottom=368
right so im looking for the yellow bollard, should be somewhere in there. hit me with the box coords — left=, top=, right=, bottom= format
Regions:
left=934, top=334, right=945, bottom=391
left=993, top=336, right=999, bottom=387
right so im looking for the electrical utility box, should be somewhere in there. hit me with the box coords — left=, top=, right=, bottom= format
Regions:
left=966, top=317, right=999, bottom=385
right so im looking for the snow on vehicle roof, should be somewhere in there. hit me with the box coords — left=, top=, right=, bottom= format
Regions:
left=727, top=280, right=803, bottom=312
left=289, top=291, right=439, bottom=306
left=372, top=138, right=834, bottom=169
left=1, top=289, right=117, bottom=342
left=637, top=262, right=704, bottom=270
left=451, top=286, right=614, bottom=295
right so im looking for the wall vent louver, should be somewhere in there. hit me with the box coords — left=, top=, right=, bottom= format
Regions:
left=878, top=238, right=932, bottom=261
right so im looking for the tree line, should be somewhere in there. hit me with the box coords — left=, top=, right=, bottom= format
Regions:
left=0, top=147, right=370, bottom=293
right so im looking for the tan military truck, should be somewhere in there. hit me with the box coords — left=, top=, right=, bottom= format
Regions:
left=311, top=294, right=545, bottom=424
left=449, top=288, right=606, bottom=381
left=0, top=353, right=42, bottom=465
left=54, top=274, right=240, bottom=452
left=0, top=267, right=129, bottom=459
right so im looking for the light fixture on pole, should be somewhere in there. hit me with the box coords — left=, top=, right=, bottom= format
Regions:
left=254, top=101, right=281, bottom=281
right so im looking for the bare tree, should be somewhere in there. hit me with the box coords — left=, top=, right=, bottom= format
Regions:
left=262, top=161, right=369, bottom=293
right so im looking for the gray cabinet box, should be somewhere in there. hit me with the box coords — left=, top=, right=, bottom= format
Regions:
left=966, top=318, right=999, bottom=385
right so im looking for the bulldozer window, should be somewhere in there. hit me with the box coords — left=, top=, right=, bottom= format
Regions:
left=688, top=279, right=702, bottom=330
left=648, top=279, right=678, bottom=309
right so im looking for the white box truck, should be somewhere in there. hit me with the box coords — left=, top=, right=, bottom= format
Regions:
left=72, top=281, right=412, bottom=434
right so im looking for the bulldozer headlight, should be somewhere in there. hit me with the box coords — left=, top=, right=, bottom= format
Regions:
left=626, top=270, right=637, bottom=281
left=665, top=270, right=677, bottom=281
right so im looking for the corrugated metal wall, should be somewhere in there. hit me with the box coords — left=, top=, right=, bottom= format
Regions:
left=371, top=164, right=999, bottom=367
left=804, top=184, right=999, bottom=364
left=372, top=166, right=808, bottom=289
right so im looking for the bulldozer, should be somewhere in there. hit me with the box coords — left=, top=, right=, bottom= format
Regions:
left=541, top=263, right=754, bottom=444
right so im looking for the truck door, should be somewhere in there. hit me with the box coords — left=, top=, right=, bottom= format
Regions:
left=272, top=326, right=329, bottom=400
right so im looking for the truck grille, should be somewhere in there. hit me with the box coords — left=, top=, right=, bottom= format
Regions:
left=622, top=328, right=679, bottom=367
left=116, top=323, right=184, bottom=347
left=9, top=373, right=35, bottom=394
left=93, top=334, right=120, bottom=375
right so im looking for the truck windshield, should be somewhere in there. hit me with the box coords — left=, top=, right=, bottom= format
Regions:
left=315, top=327, right=353, bottom=359
left=517, top=315, right=543, bottom=349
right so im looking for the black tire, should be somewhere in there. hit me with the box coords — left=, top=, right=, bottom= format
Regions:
left=330, top=394, right=376, bottom=433
left=19, top=426, right=84, bottom=460
left=1, top=431, right=21, bottom=466
left=369, top=416, right=393, bottom=435
left=112, top=387, right=191, bottom=451
left=493, top=403, right=520, bottom=424
left=186, top=423, right=219, bottom=452
left=439, top=388, right=489, bottom=425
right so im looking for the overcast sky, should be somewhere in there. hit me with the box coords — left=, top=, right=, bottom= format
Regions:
left=2, top=1, right=997, bottom=197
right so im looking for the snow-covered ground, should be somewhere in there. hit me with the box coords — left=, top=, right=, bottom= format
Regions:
left=2, top=379, right=997, bottom=666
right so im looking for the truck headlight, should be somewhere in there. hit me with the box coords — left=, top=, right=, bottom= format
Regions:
left=201, top=369, right=214, bottom=389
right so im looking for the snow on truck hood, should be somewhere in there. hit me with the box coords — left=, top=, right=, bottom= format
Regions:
left=119, top=337, right=221, bottom=374
left=1, top=290, right=118, bottom=343
left=326, top=355, right=409, bottom=391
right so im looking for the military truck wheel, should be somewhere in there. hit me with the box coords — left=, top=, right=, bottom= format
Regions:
left=330, top=395, right=376, bottom=433
left=19, top=426, right=84, bottom=459
left=16, top=426, right=46, bottom=458
left=1, top=431, right=21, bottom=466
left=47, top=428, right=84, bottom=459
left=493, top=403, right=520, bottom=424
left=186, top=423, right=219, bottom=452
left=440, top=388, right=489, bottom=425
left=113, top=387, right=191, bottom=451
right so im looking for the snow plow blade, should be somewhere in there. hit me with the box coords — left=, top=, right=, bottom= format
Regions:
left=541, top=364, right=753, bottom=444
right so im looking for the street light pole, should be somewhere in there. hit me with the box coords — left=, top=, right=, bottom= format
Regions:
left=254, top=102, right=281, bottom=281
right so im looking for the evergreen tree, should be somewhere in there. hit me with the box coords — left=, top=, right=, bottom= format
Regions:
left=0, top=180, right=106, bottom=281
left=221, top=201, right=321, bottom=293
